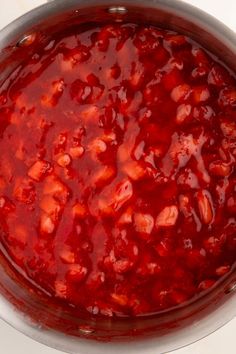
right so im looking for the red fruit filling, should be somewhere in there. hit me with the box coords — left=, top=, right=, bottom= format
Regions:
left=0, top=23, right=235, bottom=318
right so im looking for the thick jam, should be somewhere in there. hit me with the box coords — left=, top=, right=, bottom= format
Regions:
left=0, top=23, right=236, bottom=317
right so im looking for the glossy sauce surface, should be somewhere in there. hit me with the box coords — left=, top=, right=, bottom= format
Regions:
left=0, top=23, right=236, bottom=317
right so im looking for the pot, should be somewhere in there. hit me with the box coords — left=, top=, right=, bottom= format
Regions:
left=0, top=1, right=235, bottom=353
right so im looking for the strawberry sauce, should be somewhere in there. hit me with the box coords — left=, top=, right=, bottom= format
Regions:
left=0, top=23, right=236, bottom=317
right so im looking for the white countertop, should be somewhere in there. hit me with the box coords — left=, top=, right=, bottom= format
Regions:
left=0, top=1, right=236, bottom=353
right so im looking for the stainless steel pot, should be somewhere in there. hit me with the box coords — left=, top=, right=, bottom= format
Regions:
left=0, top=1, right=235, bottom=353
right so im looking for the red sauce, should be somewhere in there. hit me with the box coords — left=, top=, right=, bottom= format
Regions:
left=0, top=23, right=236, bottom=318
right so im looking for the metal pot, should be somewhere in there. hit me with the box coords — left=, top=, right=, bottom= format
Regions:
left=0, top=1, right=235, bottom=353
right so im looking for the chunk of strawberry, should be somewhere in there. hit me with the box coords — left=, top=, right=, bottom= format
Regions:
left=192, top=85, right=210, bottom=103
left=218, top=88, right=236, bottom=107
left=12, top=224, right=28, bottom=247
left=13, top=178, right=36, bottom=204
left=54, top=280, right=67, bottom=299
left=91, top=165, right=115, bottom=185
left=41, top=79, right=65, bottom=107
left=40, top=212, right=55, bottom=234
left=193, top=105, right=214, bottom=122
left=39, top=195, right=61, bottom=219
left=171, top=84, right=191, bottom=103
left=215, top=265, right=230, bottom=276
left=165, top=34, right=187, bottom=47
left=97, top=198, right=115, bottom=216
left=56, top=153, right=72, bottom=167
left=70, top=79, right=92, bottom=104
left=220, top=120, right=236, bottom=139
left=28, top=160, right=52, bottom=182
left=204, top=236, right=225, bottom=256
left=0, top=196, right=15, bottom=214
left=162, top=68, right=183, bottom=91
left=209, top=161, right=232, bottom=177
left=118, top=206, right=133, bottom=225
left=60, top=247, right=76, bottom=264
left=111, top=293, right=129, bottom=306
left=208, top=65, right=233, bottom=87
left=87, top=272, right=105, bottom=290
left=79, top=105, right=100, bottom=122
left=113, top=259, right=133, bottom=274
left=192, top=48, right=211, bottom=68
left=176, top=104, right=192, bottom=124
left=66, top=264, right=88, bottom=283
left=134, top=213, right=154, bottom=234
left=227, top=196, right=236, bottom=214
left=113, top=179, right=133, bottom=210
left=43, top=175, right=70, bottom=204
left=156, top=205, right=179, bottom=227
left=122, top=161, right=146, bottom=181
left=69, top=146, right=84, bottom=159
left=198, top=279, right=215, bottom=291
left=72, top=202, right=87, bottom=218
left=191, top=66, right=208, bottom=79
left=89, top=138, right=107, bottom=157
left=197, top=190, right=213, bottom=224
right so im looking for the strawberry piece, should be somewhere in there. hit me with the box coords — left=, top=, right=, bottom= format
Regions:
left=89, top=138, right=107, bottom=157
left=220, top=120, right=236, bottom=139
left=176, top=104, right=192, bottom=124
left=171, top=84, right=191, bottom=103
left=13, top=178, right=36, bottom=204
left=60, top=247, right=76, bottom=264
left=113, top=259, right=133, bottom=274
left=198, top=279, right=215, bottom=291
left=56, top=153, right=72, bottom=167
left=122, top=161, right=146, bottom=181
left=215, top=265, right=230, bottom=276
left=39, top=195, right=62, bottom=219
left=134, top=213, right=154, bottom=234
left=113, top=179, right=133, bottom=210
left=227, top=196, right=236, bottom=214
left=209, top=161, right=232, bottom=177
left=69, top=146, right=84, bottom=159
left=118, top=206, right=133, bottom=225
left=72, top=202, right=87, bottom=218
left=156, top=206, right=179, bottom=227
left=208, top=65, right=233, bottom=87
left=66, top=264, right=88, bottom=283
left=91, top=165, right=115, bottom=185
left=192, top=48, right=211, bottom=68
left=12, top=224, right=28, bottom=247
left=193, top=105, right=214, bottom=122
left=43, top=175, right=70, bottom=204
left=192, top=85, right=210, bottom=103
left=54, top=280, right=67, bottom=299
left=40, top=213, right=55, bottom=234
left=219, top=88, right=236, bottom=107
left=163, top=68, right=183, bottom=91
left=197, top=190, right=213, bottom=225
left=204, top=236, right=225, bottom=256
left=41, top=79, right=65, bottom=107
left=111, top=293, right=129, bottom=306
left=165, top=34, right=187, bottom=47
left=28, top=160, right=52, bottom=182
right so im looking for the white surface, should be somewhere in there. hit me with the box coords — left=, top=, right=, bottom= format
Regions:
left=0, top=0, right=236, bottom=353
